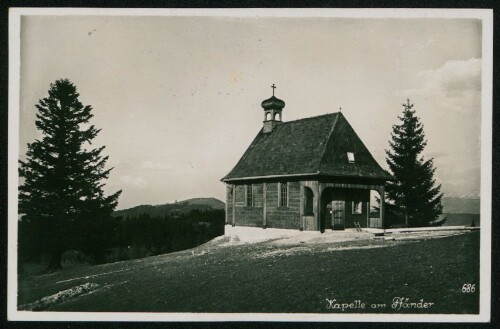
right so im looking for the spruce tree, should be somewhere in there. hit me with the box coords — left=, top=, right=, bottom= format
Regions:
left=385, top=99, right=444, bottom=227
left=19, top=79, right=121, bottom=270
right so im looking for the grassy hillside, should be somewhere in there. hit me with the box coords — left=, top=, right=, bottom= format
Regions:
left=113, top=197, right=224, bottom=218
left=18, top=231, right=479, bottom=314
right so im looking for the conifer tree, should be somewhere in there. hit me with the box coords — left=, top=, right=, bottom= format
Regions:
left=19, top=79, right=121, bottom=270
left=385, top=99, right=444, bottom=227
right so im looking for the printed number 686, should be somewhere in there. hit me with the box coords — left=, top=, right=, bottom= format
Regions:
left=462, top=284, right=476, bottom=293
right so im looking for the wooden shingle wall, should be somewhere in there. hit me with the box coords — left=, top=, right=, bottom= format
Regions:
left=234, top=185, right=246, bottom=207
left=230, top=181, right=303, bottom=229
left=234, top=183, right=265, bottom=227
left=265, top=181, right=301, bottom=229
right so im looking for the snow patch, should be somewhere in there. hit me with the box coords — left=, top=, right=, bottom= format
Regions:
left=373, top=229, right=469, bottom=241
left=218, top=225, right=471, bottom=248
left=223, top=225, right=371, bottom=246
left=55, top=269, right=129, bottom=284
left=274, top=230, right=373, bottom=246
left=19, top=282, right=100, bottom=311
left=327, top=245, right=390, bottom=252
left=191, top=249, right=209, bottom=256
left=253, top=246, right=311, bottom=259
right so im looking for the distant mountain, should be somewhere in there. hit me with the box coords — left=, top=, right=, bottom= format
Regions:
left=113, top=197, right=225, bottom=219
left=178, top=198, right=225, bottom=209
left=442, top=197, right=480, bottom=215
left=445, top=191, right=480, bottom=199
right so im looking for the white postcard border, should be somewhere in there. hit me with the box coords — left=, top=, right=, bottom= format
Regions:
left=7, top=7, right=493, bottom=323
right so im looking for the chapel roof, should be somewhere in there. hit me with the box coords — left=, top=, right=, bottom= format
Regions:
left=221, top=112, right=393, bottom=182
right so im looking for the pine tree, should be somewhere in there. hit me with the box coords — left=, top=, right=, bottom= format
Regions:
left=385, top=99, right=444, bottom=227
left=19, top=79, right=121, bottom=270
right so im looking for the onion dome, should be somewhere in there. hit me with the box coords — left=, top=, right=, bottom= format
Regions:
left=261, top=96, right=285, bottom=110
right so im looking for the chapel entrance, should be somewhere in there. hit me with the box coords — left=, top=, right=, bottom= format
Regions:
left=320, top=188, right=346, bottom=232
left=332, top=200, right=345, bottom=230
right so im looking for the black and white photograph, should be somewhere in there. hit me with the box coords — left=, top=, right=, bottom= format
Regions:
left=7, top=8, right=493, bottom=322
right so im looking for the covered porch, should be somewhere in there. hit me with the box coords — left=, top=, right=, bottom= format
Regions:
left=300, top=181, right=386, bottom=232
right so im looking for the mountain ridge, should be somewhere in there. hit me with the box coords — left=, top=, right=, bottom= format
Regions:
left=442, top=197, right=480, bottom=215
left=113, top=197, right=225, bottom=218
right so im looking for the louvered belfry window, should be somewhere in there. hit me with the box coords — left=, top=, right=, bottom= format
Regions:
left=280, top=183, right=288, bottom=207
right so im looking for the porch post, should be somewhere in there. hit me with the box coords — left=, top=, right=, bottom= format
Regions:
left=263, top=182, right=267, bottom=228
left=232, top=184, right=236, bottom=227
left=379, top=185, right=385, bottom=229
left=316, top=183, right=322, bottom=232
left=299, top=182, right=304, bottom=231
left=366, top=191, right=371, bottom=228
left=225, top=184, right=229, bottom=225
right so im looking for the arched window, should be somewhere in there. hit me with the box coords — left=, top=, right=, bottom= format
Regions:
left=266, top=112, right=271, bottom=121
left=304, top=187, right=314, bottom=215
left=274, top=112, right=281, bottom=121
left=279, top=182, right=288, bottom=207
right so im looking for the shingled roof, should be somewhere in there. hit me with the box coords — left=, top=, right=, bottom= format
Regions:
left=222, top=112, right=392, bottom=182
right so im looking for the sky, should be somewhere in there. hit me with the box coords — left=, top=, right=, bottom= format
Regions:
left=18, top=13, right=483, bottom=210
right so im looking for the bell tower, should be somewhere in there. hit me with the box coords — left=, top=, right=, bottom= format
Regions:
left=262, top=83, right=285, bottom=133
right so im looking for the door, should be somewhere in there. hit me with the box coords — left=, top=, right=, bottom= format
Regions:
left=332, top=200, right=345, bottom=230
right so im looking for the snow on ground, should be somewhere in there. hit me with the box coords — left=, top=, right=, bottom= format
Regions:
left=223, top=225, right=476, bottom=246
left=223, top=225, right=306, bottom=244
left=326, top=245, right=390, bottom=252
left=19, top=282, right=100, bottom=311
left=273, top=229, right=373, bottom=246
left=252, top=246, right=312, bottom=259
left=55, top=269, right=129, bottom=284
left=220, top=225, right=475, bottom=259
left=224, top=225, right=374, bottom=246
left=252, top=243, right=393, bottom=259
left=377, top=226, right=477, bottom=233
left=377, top=230, right=470, bottom=241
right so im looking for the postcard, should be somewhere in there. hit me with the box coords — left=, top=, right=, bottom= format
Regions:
left=7, top=8, right=493, bottom=323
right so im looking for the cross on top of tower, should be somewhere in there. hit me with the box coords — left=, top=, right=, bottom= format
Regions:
left=271, top=83, right=276, bottom=96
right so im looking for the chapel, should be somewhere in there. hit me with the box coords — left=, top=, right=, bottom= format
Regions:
left=221, top=86, right=392, bottom=232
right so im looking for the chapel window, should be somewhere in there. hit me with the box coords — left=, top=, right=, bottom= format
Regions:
left=347, top=152, right=355, bottom=163
left=246, top=184, right=253, bottom=207
left=280, top=182, right=288, bottom=207
left=304, top=187, right=314, bottom=215
left=352, top=200, right=362, bottom=214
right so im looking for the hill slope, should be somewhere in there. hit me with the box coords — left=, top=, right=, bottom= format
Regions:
left=18, top=231, right=479, bottom=314
left=113, top=197, right=224, bottom=218
left=442, top=197, right=480, bottom=214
